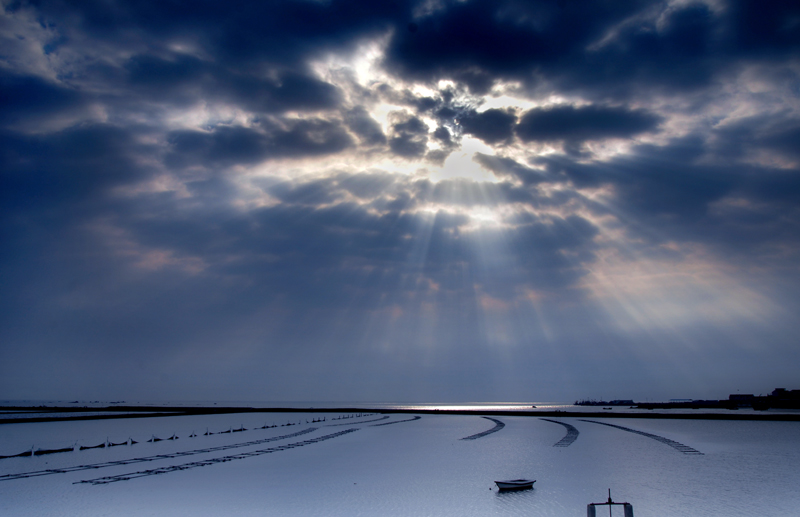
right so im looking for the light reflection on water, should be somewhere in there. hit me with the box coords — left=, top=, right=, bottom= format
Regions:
left=379, top=402, right=569, bottom=411
left=3, top=400, right=797, bottom=417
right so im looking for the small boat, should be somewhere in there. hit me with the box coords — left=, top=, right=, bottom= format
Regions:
left=495, top=479, right=536, bottom=491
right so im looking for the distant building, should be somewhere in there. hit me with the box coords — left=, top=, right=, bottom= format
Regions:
left=729, top=394, right=754, bottom=406
left=729, top=390, right=800, bottom=409
left=771, top=388, right=800, bottom=399
left=770, top=388, right=800, bottom=406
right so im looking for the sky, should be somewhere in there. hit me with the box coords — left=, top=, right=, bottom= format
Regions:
left=1, top=0, right=799, bottom=404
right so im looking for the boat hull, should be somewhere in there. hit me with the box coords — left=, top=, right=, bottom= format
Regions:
left=495, top=479, right=536, bottom=491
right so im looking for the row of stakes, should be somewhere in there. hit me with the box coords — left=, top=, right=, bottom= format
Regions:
left=0, top=414, right=374, bottom=459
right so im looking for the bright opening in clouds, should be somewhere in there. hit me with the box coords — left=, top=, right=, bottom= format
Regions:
left=1, top=0, right=799, bottom=403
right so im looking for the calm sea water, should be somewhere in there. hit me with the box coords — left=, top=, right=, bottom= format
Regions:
left=1, top=410, right=798, bottom=515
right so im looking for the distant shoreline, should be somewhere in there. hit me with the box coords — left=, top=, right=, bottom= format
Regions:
left=1, top=406, right=799, bottom=424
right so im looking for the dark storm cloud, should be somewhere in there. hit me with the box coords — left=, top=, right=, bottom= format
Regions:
left=0, top=70, right=85, bottom=126
left=712, top=114, right=800, bottom=163
left=232, top=71, right=342, bottom=114
left=458, top=108, right=516, bottom=144
left=547, top=2, right=798, bottom=98
left=0, top=124, right=153, bottom=217
left=761, top=125, right=800, bottom=160
left=385, top=0, right=800, bottom=99
left=30, top=0, right=412, bottom=66
left=165, top=119, right=353, bottom=169
left=725, top=2, right=800, bottom=56
left=392, top=115, right=427, bottom=135
left=515, top=105, right=662, bottom=144
left=389, top=133, right=427, bottom=158
left=563, top=3, right=722, bottom=96
left=509, top=214, right=599, bottom=289
left=344, top=107, right=387, bottom=146
left=268, top=177, right=342, bottom=206
left=388, top=113, right=428, bottom=158
left=372, top=84, right=480, bottom=160
left=432, top=126, right=453, bottom=146
left=5, top=0, right=416, bottom=123
left=473, top=153, right=559, bottom=186
left=123, top=54, right=342, bottom=113
left=384, top=0, right=643, bottom=92
left=336, top=171, right=397, bottom=200
left=119, top=184, right=416, bottom=300
left=539, top=144, right=725, bottom=223
left=534, top=135, right=800, bottom=255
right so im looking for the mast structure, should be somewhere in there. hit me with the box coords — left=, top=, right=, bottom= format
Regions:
left=587, top=489, right=633, bottom=517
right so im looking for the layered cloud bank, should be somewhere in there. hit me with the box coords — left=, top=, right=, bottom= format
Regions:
left=1, top=0, right=799, bottom=401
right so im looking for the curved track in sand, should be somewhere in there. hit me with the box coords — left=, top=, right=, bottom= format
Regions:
left=0, top=427, right=318, bottom=482
left=540, top=418, right=580, bottom=447
left=371, top=416, right=422, bottom=426
left=580, top=419, right=703, bottom=454
left=460, top=417, right=505, bottom=440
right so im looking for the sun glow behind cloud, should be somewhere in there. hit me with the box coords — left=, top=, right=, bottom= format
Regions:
left=141, top=39, right=785, bottom=360
left=433, top=137, right=498, bottom=182
left=210, top=47, right=781, bottom=353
